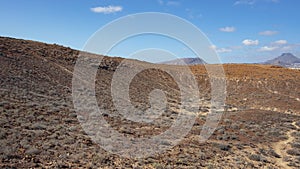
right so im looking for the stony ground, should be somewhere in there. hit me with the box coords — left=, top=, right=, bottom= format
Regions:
left=0, top=36, right=300, bottom=168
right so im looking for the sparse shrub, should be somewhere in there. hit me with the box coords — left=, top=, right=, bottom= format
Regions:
left=245, top=162, right=255, bottom=168
left=230, top=134, right=238, bottom=140
left=270, top=65, right=283, bottom=68
left=267, top=130, right=281, bottom=137
left=291, top=131, right=300, bottom=138
left=249, top=154, right=267, bottom=162
left=287, top=149, right=300, bottom=156
left=296, top=122, right=300, bottom=128
left=288, top=161, right=298, bottom=168
left=259, top=148, right=268, bottom=156
left=217, top=135, right=223, bottom=140
left=230, top=123, right=240, bottom=130
left=291, top=142, right=300, bottom=149
left=255, top=132, right=263, bottom=137
left=295, top=156, right=300, bottom=163
left=151, top=162, right=164, bottom=169
left=239, top=129, right=246, bottom=135
left=224, top=119, right=231, bottom=124
left=236, top=143, right=245, bottom=150
left=206, top=163, right=215, bottom=169
left=222, top=134, right=230, bottom=141
left=278, top=135, right=288, bottom=140
left=199, top=151, right=207, bottom=160
left=216, top=128, right=225, bottom=134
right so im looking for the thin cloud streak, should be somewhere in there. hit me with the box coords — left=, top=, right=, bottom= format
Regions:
left=259, top=30, right=279, bottom=36
left=91, top=6, right=123, bottom=14
left=219, top=26, right=236, bottom=32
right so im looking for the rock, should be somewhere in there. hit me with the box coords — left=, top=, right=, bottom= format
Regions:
left=218, top=143, right=231, bottom=151
left=69, top=113, right=77, bottom=118
left=31, top=123, right=47, bottom=130
left=25, top=148, right=41, bottom=155
left=269, top=149, right=281, bottom=158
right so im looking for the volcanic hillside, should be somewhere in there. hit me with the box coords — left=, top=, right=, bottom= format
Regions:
left=0, top=36, right=300, bottom=168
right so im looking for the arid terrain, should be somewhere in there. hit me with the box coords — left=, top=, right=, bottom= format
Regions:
left=1, top=36, right=300, bottom=168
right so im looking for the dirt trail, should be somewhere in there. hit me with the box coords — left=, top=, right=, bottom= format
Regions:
left=273, top=122, right=299, bottom=169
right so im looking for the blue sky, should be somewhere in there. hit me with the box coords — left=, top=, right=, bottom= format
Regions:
left=1, top=0, right=299, bottom=63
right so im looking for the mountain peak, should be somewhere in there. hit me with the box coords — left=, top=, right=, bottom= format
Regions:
left=279, top=53, right=297, bottom=58
left=281, top=52, right=293, bottom=56
left=264, top=53, right=300, bottom=67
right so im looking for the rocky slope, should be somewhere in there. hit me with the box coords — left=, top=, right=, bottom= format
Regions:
left=1, top=36, right=300, bottom=168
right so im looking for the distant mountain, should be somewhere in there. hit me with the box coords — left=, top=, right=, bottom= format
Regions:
left=264, top=53, right=300, bottom=68
left=160, top=57, right=206, bottom=65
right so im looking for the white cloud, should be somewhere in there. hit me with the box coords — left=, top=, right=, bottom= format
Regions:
left=217, top=48, right=233, bottom=53
left=273, top=40, right=288, bottom=45
left=259, top=30, right=279, bottom=36
left=185, top=8, right=203, bottom=19
left=210, top=45, right=217, bottom=50
left=269, top=0, right=280, bottom=3
left=234, top=0, right=279, bottom=5
left=219, top=26, right=236, bottom=32
left=158, top=0, right=164, bottom=5
left=258, top=46, right=278, bottom=52
left=281, top=46, right=292, bottom=51
left=234, top=0, right=256, bottom=5
left=257, top=40, right=297, bottom=52
left=91, top=6, right=122, bottom=14
left=158, top=0, right=180, bottom=6
left=210, top=45, right=232, bottom=53
left=277, top=43, right=299, bottom=51
left=166, top=1, right=180, bottom=6
left=242, top=39, right=259, bottom=46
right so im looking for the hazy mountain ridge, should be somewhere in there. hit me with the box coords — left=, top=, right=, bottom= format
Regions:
left=160, top=57, right=206, bottom=65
